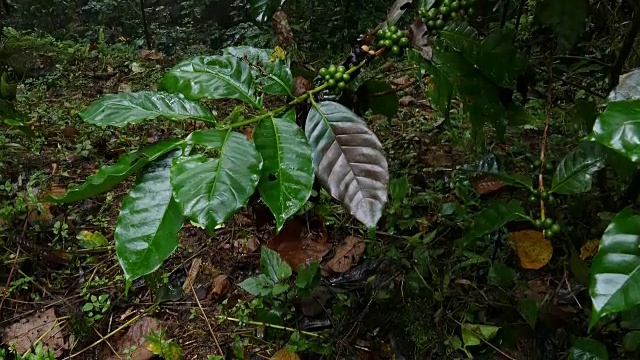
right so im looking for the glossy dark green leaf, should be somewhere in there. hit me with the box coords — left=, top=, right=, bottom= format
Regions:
left=462, top=200, right=526, bottom=244
left=239, top=274, right=274, bottom=296
left=80, top=91, right=216, bottom=127
left=409, top=49, right=452, bottom=115
left=536, top=0, right=588, bottom=52
left=305, top=101, right=389, bottom=228
left=115, top=151, right=183, bottom=281
left=356, top=80, right=399, bottom=120
left=253, top=110, right=314, bottom=232
left=552, top=141, right=606, bottom=194
left=46, top=139, right=182, bottom=203
left=592, top=100, right=640, bottom=162
left=568, top=338, right=609, bottom=360
left=260, top=246, right=292, bottom=282
left=517, top=299, right=538, bottom=329
left=462, top=153, right=532, bottom=189
left=609, top=70, right=640, bottom=102
left=248, top=0, right=285, bottom=22
left=170, top=130, right=262, bottom=232
left=223, top=46, right=293, bottom=96
left=590, top=208, right=640, bottom=327
left=162, top=55, right=262, bottom=108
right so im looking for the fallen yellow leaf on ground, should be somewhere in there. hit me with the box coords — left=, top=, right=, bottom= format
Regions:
left=270, top=349, right=300, bottom=360
left=580, top=239, right=600, bottom=260
left=509, top=230, right=553, bottom=269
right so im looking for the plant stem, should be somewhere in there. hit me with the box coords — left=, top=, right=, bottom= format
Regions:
left=139, top=0, right=152, bottom=49
left=217, top=315, right=320, bottom=337
left=609, top=6, right=640, bottom=89
left=224, top=59, right=368, bottom=129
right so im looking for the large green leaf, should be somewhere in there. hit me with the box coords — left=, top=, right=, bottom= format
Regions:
left=253, top=110, right=314, bottom=232
left=462, top=153, right=532, bottom=190
left=80, top=91, right=216, bottom=127
left=409, top=49, right=452, bottom=116
left=536, top=0, right=588, bottom=52
left=592, top=100, right=640, bottom=162
left=46, top=139, right=182, bottom=203
left=461, top=200, right=526, bottom=245
left=440, top=26, right=526, bottom=88
left=170, top=130, right=262, bottom=232
left=162, top=55, right=262, bottom=108
left=590, top=208, right=640, bottom=327
left=305, top=101, right=389, bottom=228
left=551, top=141, right=606, bottom=194
left=568, top=338, right=609, bottom=360
left=115, top=151, right=183, bottom=281
left=223, top=46, right=293, bottom=96
left=248, top=0, right=285, bottom=22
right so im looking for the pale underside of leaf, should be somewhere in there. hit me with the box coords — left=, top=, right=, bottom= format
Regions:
left=115, top=151, right=183, bottom=280
left=305, top=101, right=388, bottom=228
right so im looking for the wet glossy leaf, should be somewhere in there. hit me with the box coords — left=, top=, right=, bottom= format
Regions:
left=590, top=208, right=640, bottom=327
left=592, top=100, right=640, bottom=162
left=305, top=101, right=389, bottom=228
left=249, top=0, right=285, bottom=22
left=609, top=69, right=640, bottom=102
left=223, top=46, right=293, bottom=96
left=115, top=151, right=183, bottom=281
left=76, top=230, right=108, bottom=249
left=170, top=130, right=262, bottom=232
left=261, top=246, right=292, bottom=282
left=536, top=0, right=588, bottom=52
left=568, top=338, right=608, bottom=360
left=80, top=91, right=216, bottom=127
left=462, top=200, right=526, bottom=244
left=552, top=141, right=606, bottom=194
left=356, top=80, right=399, bottom=120
left=46, top=139, right=182, bottom=203
left=253, top=110, right=314, bottom=232
left=162, top=55, right=262, bottom=108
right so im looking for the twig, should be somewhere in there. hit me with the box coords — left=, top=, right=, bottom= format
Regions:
left=190, top=285, right=223, bottom=355
left=0, top=245, right=20, bottom=313
left=217, top=315, right=320, bottom=337
left=538, top=54, right=554, bottom=221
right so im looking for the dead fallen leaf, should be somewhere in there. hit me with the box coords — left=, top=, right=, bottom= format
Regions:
left=140, top=49, right=165, bottom=61
left=118, top=83, right=132, bottom=93
left=293, top=76, right=313, bottom=97
left=107, top=317, right=161, bottom=360
left=2, top=308, right=67, bottom=357
left=422, top=153, right=453, bottom=167
left=234, top=235, right=260, bottom=254
left=62, top=125, right=78, bottom=139
left=509, top=230, right=553, bottom=270
left=471, top=175, right=505, bottom=195
left=391, top=76, right=411, bottom=86
left=182, top=258, right=202, bottom=292
left=273, top=10, right=295, bottom=47
left=244, top=127, right=254, bottom=140
left=580, top=239, right=599, bottom=260
left=399, top=95, right=415, bottom=106
left=324, top=236, right=366, bottom=274
left=207, top=274, right=231, bottom=302
left=271, top=349, right=300, bottom=360
left=267, top=218, right=331, bottom=270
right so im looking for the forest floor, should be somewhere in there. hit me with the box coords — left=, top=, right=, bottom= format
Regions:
left=0, top=33, right=595, bottom=360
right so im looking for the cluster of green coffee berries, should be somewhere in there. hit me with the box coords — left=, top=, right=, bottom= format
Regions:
left=376, top=25, right=410, bottom=55
left=533, top=217, right=562, bottom=238
left=419, top=0, right=477, bottom=33
left=319, top=65, right=352, bottom=92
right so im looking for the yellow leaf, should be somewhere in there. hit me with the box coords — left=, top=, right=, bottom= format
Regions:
left=580, top=239, right=600, bottom=260
left=269, top=46, right=287, bottom=62
left=270, top=349, right=300, bottom=360
left=509, top=230, right=553, bottom=269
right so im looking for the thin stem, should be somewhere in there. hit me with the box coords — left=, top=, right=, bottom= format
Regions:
left=224, top=59, right=368, bottom=129
left=217, top=315, right=320, bottom=337
left=538, top=55, right=553, bottom=221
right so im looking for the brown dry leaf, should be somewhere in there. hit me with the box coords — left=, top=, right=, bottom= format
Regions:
left=471, top=175, right=505, bottom=195
left=273, top=10, right=295, bottom=47
left=182, top=258, right=202, bottom=292
left=580, top=239, right=600, bottom=260
left=509, top=230, right=553, bottom=270
left=62, top=125, right=78, bottom=139
left=107, top=317, right=161, bottom=360
left=422, top=153, right=453, bottom=167
left=207, top=274, right=231, bottom=302
left=391, top=76, right=411, bottom=86
left=293, top=76, right=313, bottom=97
left=118, top=83, right=132, bottom=93
left=2, top=308, right=67, bottom=358
left=399, top=95, right=415, bottom=106
left=244, top=127, right=254, bottom=140
left=235, top=235, right=260, bottom=254
left=140, top=49, right=165, bottom=60
left=271, top=349, right=300, bottom=360
left=324, top=236, right=366, bottom=274
left=267, top=218, right=331, bottom=270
